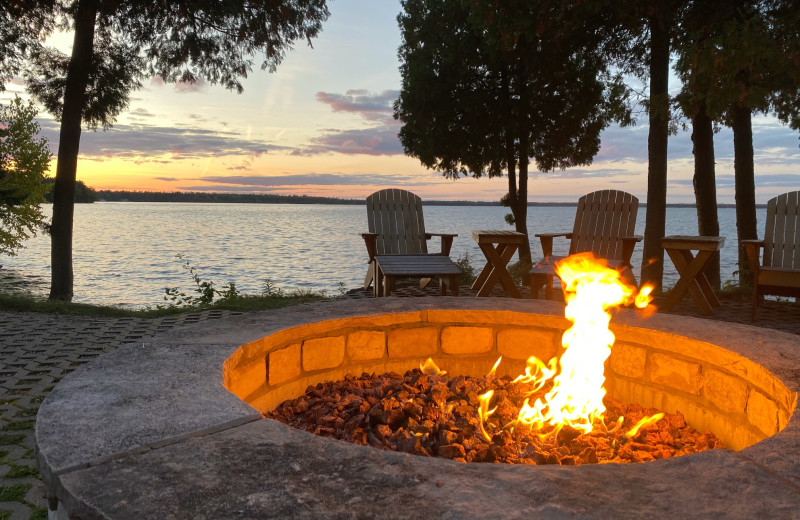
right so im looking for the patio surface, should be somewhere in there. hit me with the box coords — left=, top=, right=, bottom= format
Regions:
left=0, top=288, right=798, bottom=519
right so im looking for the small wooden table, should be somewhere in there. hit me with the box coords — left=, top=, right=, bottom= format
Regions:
left=374, top=255, right=461, bottom=297
left=661, top=235, right=726, bottom=315
left=472, top=230, right=525, bottom=298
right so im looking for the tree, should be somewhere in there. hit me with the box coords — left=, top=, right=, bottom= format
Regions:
left=18, top=0, right=330, bottom=301
left=0, top=1, right=54, bottom=91
left=674, top=0, right=724, bottom=289
left=394, top=0, right=630, bottom=268
left=0, top=96, right=51, bottom=256
left=673, top=1, right=799, bottom=288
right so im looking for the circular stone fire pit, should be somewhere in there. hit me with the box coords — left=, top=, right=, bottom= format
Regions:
left=36, top=299, right=800, bottom=519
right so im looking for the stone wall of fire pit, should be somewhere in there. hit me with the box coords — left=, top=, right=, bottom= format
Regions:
left=36, top=299, right=800, bottom=519
left=224, top=309, right=793, bottom=450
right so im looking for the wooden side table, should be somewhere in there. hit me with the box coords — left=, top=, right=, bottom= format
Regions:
left=471, top=230, right=525, bottom=298
left=661, top=235, right=726, bottom=315
left=374, top=255, right=461, bottom=297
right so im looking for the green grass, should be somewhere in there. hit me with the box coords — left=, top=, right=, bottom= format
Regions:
left=0, top=509, right=12, bottom=520
left=0, top=483, right=30, bottom=501
left=0, top=434, right=25, bottom=445
left=30, top=508, right=48, bottom=520
left=0, top=421, right=34, bottom=432
left=0, top=290, right=327, bottom=317
left=6, top=464, right=39, bottom=479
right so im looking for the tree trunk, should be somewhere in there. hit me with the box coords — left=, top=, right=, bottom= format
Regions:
left=514, top=73, right=532, bottom=269
left=732, top=104, right=758, bottom=288
left=641, top=15, right=670, bottom=293
left=49, top=0, right=97, bottom=301
left=691, top=101, right=721, bottom=290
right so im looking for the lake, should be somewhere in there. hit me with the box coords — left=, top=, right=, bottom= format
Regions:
left=0, top=202, right=761, bottom=308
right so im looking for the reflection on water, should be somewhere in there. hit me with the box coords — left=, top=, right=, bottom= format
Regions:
left=0, top=202, right=760, bottom=308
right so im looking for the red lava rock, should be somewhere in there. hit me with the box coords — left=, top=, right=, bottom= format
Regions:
left=266, top=368, right=724, bottom=466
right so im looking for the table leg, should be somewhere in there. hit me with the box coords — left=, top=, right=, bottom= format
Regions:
left=472, top=256, right=494, bottom=291
left=475, top=243, right=521, bottom=298
left=662, top=249, right=714, bottom=314
left=693, top=251, right=721, bottom=308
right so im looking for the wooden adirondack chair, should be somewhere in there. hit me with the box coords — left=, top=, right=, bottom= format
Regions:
left=529, top=189, right=642, bottom=299
left=743, top=190, right=800, bottom=321
left=361, top=189, right=458, bottom=295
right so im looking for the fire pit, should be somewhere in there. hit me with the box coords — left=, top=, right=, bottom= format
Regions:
left=36, top=298, right=800, bottom=519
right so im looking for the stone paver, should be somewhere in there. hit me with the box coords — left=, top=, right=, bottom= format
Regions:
left=0, top=309, right=240, bottom=520
left=1, top=285, right=798, bottom=519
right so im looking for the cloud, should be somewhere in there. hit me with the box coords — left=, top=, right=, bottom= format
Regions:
left=315, top=89, right=398, bottom=121
left=306, top=124, right=404, bottom=156
left=154, top=177, right=180, bottom=181
left=176, top=185, right=305, bottom=193
left=195, top=172, right=426, bottom=187
left=37, top=119, right=284, bottom=161
left=128, top=107, right=155, bottom=118
left=671, top=173, right=800, bottom=188
left=300, top=89, right=404, bottom=156
left=174, top=77, right=208, bottom=93
left=532, top=168, right=633, bottom=179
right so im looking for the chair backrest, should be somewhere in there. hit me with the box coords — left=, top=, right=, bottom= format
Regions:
left=763, top=190, right=800, bottom=269
left=366, top=188, right=428, bottom=255
left=569, top=189, right=639, bottom=261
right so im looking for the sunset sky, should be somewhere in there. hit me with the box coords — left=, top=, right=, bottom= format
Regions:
left=4, top=0, right=800, bottom=203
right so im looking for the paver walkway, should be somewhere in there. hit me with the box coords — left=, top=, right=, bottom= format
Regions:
left=1, top=290, right=797, bottom=520
left=0, top=310, right=240, bottom=520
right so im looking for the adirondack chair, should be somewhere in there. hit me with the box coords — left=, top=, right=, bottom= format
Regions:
left=529, top=189, right=642, bottom=299
left=743, top=190, right=800, bottom=321
left=361, top=189, right=458, bottom=295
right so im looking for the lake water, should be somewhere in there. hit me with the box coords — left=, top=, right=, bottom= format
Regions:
left=0, top=203, right=761, bottom=308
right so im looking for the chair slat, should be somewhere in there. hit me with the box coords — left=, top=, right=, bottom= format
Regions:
left=791, top=191, right=800, bottom=270
left=763, top=195, right=779, bottom=267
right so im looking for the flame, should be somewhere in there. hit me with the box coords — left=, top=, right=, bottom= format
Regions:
left=635, top=284, right=654, bottom=309
left=420, top=358, right=446, bottom=376
left=479, top=253, right=656, bottom=441
left=486, top=356, right=503, bottom=378
left=625, top=413, right=665, bottom=439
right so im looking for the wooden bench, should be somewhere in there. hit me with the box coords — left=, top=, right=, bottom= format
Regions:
left=374, top=255, right=461, bottom=297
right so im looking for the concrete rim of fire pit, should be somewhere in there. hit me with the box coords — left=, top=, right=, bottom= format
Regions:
left=36, top=298, right=800, bottom=519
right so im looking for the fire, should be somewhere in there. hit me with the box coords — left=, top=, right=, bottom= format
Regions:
left=481, top=253, right=660, bottom=440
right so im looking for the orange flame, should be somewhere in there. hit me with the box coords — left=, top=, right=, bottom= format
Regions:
left=478, top=253, right=656, bottom=441
left=420, top=358, right=446, bottom=376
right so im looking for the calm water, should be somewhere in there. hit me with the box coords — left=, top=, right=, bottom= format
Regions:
left=0, top=203, right=761, bottom=308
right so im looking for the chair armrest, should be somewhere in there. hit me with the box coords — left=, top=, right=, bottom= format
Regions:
left=534, top=232, right=572, bottom=258
left=361, top=233, right=378, bottom=261
left=619, top=235, right=644, bottom=265
left=426, top=233, right=457, bottom=256
left=742, top=239, right=765, bottom=275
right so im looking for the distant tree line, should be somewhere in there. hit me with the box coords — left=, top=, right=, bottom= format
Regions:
left=43, top=179, right=97, bottom=204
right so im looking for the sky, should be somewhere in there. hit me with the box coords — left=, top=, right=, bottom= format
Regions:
left=3, top=0, right=800, bottom=203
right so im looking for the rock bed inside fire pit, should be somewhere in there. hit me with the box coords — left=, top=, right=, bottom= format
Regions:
left=267, top=366, right=724, bottom=465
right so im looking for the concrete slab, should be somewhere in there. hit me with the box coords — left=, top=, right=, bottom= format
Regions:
left=56, top=419, right=800, bottom=520
left=35, top=298, right=800, bottom=519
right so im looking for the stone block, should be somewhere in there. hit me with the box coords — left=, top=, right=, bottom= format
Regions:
left=441, top=326, right=493, bottom=355
left=388, top=327, right=438, bottom=358
left=496, top=328, right=557, bottom=361
left=649, top=353, right=703, bottom=395
left=746, top=390, right=780, bottom=437
left=704, top=369, right=748, bottom=414
left=610, top=342, right=647, bottom=379
left=225, top=358, right=266, bottom=398
left=302, top=336, right=346, bottom=372
left=347, top=331, right=386, bottom=361
left=268, top=343, right=301, bottom=386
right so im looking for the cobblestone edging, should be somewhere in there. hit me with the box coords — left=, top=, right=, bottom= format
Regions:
left=0, top=310, right=240, bottom=520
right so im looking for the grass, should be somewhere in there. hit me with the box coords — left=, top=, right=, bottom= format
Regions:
left=0, top=290, right=328, bottom=318
left=0, top=484, right=30, bottom=502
